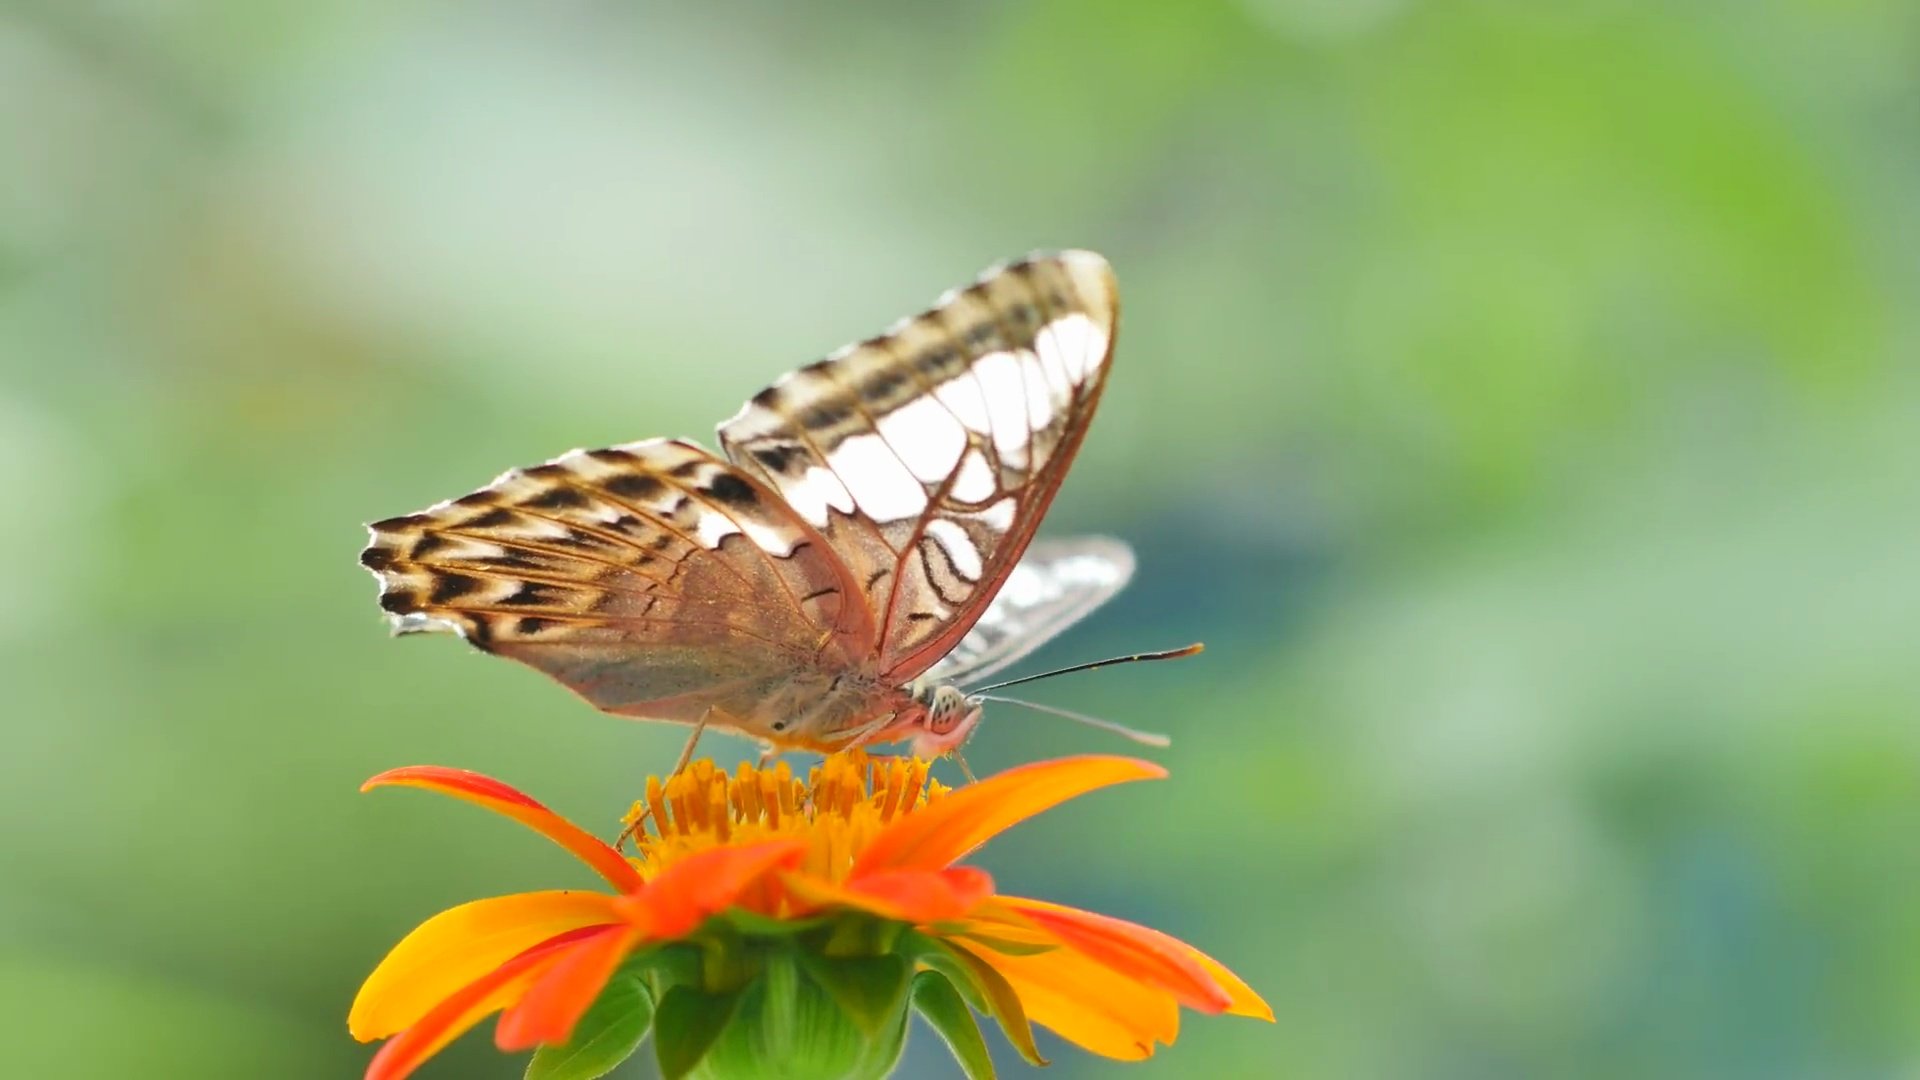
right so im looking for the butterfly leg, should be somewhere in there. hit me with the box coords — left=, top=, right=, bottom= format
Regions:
left=614, top=809, right=645, bottom=850
left=615, top=712, right=715, bottom=850
left=670, top=711, right=711, bottom=775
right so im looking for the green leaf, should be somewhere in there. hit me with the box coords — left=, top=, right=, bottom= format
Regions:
left=922, top=941, right=1046, bottom=1066
left=911, top=970, right=996, bottom=1080
left=795, top=952, right=910, bottom=1037
left=652, top=985, right=743, bottom=1080
left=524, top=974, right=652, bottom=1080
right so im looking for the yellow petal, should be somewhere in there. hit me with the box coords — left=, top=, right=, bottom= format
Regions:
left=995, top=898, right=1228, bottom=1012
left=364, top=930, right=585, bottom=1080
left=952, top=938, right=1179, bottom=1060
left=349, top=891, right=621, bottom=1040
left=854, top=756, right=1164, bottom=874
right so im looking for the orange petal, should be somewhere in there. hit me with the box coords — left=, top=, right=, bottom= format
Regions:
left=854, top=756, right=1165, bottom=874
left=971, top=899, right=1268, bottom=1020
left=1187, top=945, right=1273, bottom=1022
left=363, top=926, right=599, bottom=1080
left=363, top=766, right=644, bottom=893
left=953, top=937, right=1180, bottom=1060
left=623, top=838, right=807, bottom=937
left=784, top=866, right=994, bottom=923
left=995, top=898, right=1231, bottom=1012
left=350, top=891, right=622, bottom=1040
left=495, top=925, right=642, bottom=1051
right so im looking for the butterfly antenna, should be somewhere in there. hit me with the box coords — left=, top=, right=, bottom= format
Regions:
left=967, top=642, right=1204, bottom=695
left=974, top=694, right=1172, bottom=748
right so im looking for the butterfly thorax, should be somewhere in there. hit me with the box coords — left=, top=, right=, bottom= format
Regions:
left=718, top=667, right=892, bottom=752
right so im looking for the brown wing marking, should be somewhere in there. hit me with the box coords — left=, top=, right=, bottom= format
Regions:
left=359, top=437, right=873, bottom=726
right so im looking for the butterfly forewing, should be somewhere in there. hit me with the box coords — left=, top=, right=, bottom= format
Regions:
left=920, top=536, right=1136, bottom=686
left=717, top=250, right=1119, bottom=683
left=360, top=438, right=873, bottom=730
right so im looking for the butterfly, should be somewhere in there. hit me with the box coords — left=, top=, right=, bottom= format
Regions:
left=360, top=250, right=1149, bottom=762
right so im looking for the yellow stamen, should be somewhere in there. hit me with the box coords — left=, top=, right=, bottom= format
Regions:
left=625, top=750, right=950, bottom=889
left=645, top=776, right=667, bottom=832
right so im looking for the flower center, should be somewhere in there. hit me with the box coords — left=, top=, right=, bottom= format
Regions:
left=624, top=750, right=949, bottom=885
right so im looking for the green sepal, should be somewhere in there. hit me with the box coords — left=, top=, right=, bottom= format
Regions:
left=916, top=939, right=1046, bottom=1066
left=755, top=942, right=804, bottom=1054
left=652, top=984, right=743, bottom=1080
left=821, top=912, right=906, bottom=958
left=910, top=969, right=997, bottom=1080
left=794, top=951, right=910, bottom=1037
left=523, top=974, right=652, bottom=1080
left=722, top=908, right=832, bottom=937
left=901, top=932, right=983, bottom=1012
left=691, top=945, right=910, bottom=1080
left=693, top=921, right=761, bottom=995
left=628, top=942, right=701, bottom=997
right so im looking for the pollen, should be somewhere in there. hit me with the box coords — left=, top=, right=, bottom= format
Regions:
left=624, top=750, right=950, bottom=886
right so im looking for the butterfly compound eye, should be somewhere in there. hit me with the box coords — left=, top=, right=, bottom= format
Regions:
left=924, top=686, right=975, bottom=736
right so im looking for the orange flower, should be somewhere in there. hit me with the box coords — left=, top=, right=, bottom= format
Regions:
left=349, top=752, right=1270, bottom=1080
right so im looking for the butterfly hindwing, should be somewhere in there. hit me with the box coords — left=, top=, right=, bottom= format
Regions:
left=717, top=250, right=1119, bottom=683
left=360, top=438, right=872, bottom=731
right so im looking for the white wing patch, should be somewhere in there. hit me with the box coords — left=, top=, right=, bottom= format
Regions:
left=980, top=497, right=1017, bottom=531
left=925, top=517, right=984, bottom=581
left=951, top=450, right=997, bottom=503
left=828, top=434, right=929, bottom=522
left=934, top=376, right=992, bottom=435
left=695, top=512, right=740, bottom=548
left=783, top=465, right=857, bottom=528
left=1020, top=353, right=1055, bottom=430
left=974, top=351, right=1033, bottom=466
left=1041, top=311, right=1109, bottom=381
left=878, top=395, right=968, bottom=482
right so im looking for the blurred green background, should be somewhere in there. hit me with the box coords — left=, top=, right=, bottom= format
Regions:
left=3, top=2, right=1916, bottom=1077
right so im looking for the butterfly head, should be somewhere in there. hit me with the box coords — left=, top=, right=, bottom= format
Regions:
left=903, top=679, right=984, bottom=759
